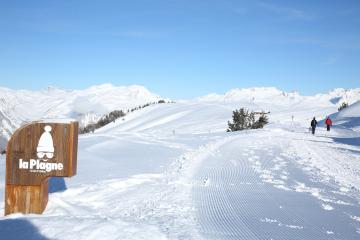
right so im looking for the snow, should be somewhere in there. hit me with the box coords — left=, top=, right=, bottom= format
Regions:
left=0, top=86, right=360, bottom=239
left=328, top=100, right=360, bottom=132
left=39, top=119, right=77, bottom=124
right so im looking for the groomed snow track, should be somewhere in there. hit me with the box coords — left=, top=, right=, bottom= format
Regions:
left=193, top=131, right=360, bottom=240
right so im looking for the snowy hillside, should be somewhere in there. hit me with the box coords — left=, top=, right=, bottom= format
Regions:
left=0, top=84, right=162, bottom=150
left=328, top=100, right=360, bottom=132
left=1, top=90, right=360, bottom=239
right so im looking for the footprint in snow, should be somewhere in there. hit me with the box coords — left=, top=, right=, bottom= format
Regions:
left=202, top=178, right=210, bottom=186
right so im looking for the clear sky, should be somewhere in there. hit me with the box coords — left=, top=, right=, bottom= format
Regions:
left=0, top=0, right=359, bottom=99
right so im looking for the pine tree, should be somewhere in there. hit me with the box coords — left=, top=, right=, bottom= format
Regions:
left=248, top=111, right=255, bottom=129
left=227, top=108, right=249, bottom=131
left=338, top=102, right=348, bottom=111
left=227, top=108, right=269, bottom=132
left=252, top=113, right=269, bottom=129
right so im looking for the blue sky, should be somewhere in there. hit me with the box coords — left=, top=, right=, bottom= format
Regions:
left=0, top=0, right=359, bottom=99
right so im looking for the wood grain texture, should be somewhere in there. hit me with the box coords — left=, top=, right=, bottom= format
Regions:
left=4, top=121, right=78, bottom=215
left=5, top=180, right=48, bottom=215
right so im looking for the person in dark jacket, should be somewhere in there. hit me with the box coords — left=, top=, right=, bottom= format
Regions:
left=325, top=117, right=332, bottom=131
left=310, top=117, right=317, bottom=134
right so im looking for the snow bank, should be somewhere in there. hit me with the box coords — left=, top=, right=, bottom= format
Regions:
left=329, top=100, right=360, bottom=131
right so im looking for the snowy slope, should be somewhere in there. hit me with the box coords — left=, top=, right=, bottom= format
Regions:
left=0, top=84, right=162, bottom=150
left=1, top=97, right=360, bottom=239
left=0, top=110, right=16, bottom=150
left=328, top=100, right=360, bottom=132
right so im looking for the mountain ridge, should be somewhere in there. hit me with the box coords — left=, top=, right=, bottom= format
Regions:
left=197, top=87, right=360, bottom=105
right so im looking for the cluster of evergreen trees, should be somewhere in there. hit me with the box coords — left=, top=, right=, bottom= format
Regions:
left=79, top=110, right=126, bottom=134
left=127, top=100, right=168, bottom=113
left=80, top=99, right=172, bottom=134
left=338, top=102, right=348, bottom=111
left=227, top=108, right=269, bottom=132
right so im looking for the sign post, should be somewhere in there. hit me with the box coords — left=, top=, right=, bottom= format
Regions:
left=5, top=120, right=78, bottom=215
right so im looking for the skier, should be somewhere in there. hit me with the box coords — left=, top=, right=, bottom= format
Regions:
left=310, top=117, right=317, bottom=135
left=325, top=116, right=332, bottom=131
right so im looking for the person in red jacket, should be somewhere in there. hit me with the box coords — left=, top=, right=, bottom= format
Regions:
left=325, top=117, right=332, bottom=131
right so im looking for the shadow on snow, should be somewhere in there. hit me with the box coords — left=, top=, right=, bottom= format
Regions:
left=0, top=218, right=49, bottom=240
left=49, top=177, right=67, bottom=193
left=332, top=136, right=360, bottom=147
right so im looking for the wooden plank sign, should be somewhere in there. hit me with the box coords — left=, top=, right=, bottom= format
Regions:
left=5, top=120, right=78, bottom=215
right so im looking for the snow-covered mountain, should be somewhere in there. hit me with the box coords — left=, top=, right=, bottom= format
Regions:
left=0, top=84, right=163, bottom=150
left=198, top=87, right=360, bottom=107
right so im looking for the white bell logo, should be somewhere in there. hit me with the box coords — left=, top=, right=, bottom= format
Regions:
left=37, top=125, right=54, bottom=160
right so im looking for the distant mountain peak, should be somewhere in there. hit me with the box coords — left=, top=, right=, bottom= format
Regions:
left=197, top=87, right=360, bottom=104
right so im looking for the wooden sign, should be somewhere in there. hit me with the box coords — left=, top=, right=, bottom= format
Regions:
left=5, top=120, right=78, bottom=215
